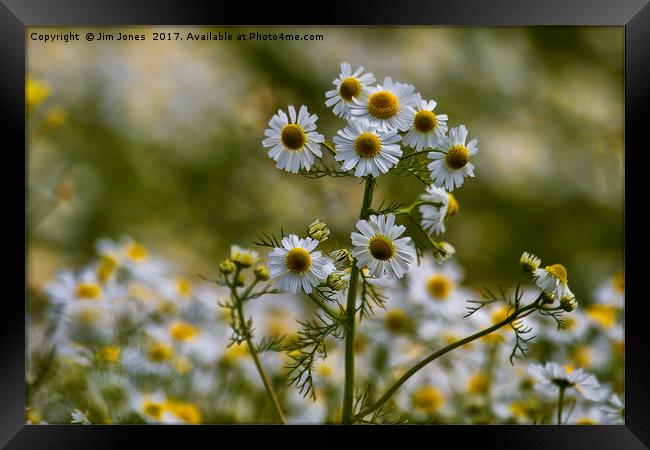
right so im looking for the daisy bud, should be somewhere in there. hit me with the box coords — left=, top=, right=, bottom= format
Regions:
left=219, top=260, right=235, bottom=275
left=433, top=241, right=456, bottom=263
left=307, top=219, right=330, bottom=242
left=541, top=291, right=555, bottom=304
left=560, top=293, right=578, bottom=312
left=254, top=266, right=270, bottom=281
left=327, top=271, right=349, bottom=291
left=331, top=249, right=353, bottom=270
left=445, top=193, right=459, bottom=220
left=230, top=245, right=259, bottom=268
left=520, top=252, right=541, bottom=273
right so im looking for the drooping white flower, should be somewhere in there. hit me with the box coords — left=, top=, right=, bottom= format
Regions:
left=427, top=125, right=478, bottom=191
left=419, top=185, right=459, bottom=235
left=349, top=77, right=419, bottom=132
left=533, top=263, right=571, bottom=300
left=262, top=105, right=325, bottom=173
left=333, top=119, right=402, bottom=177
left=351, top=214, right=416, bottom=279
left=519, top=251, right=542, bottom=273
left=324, top=63, right=375, bottom=120
left=528, top=362, right=604, bottom=401
left=267, top=234, right=330, bottom=294
left=402, top=98, right=448, bottom=151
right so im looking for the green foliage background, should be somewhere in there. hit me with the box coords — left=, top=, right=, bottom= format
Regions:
left=28, top=26, right=624, bottom=303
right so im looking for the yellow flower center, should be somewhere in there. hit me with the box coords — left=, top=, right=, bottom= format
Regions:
left=426, top=274, right=453, bottom=300
left=339, top=77, right=361, bottom=101
left=97, top=346, right=121, bottom=363
left=175, top=278, right=192, bottom=298
left=612, top=273, right=624, bottom=294
left=26, top=78, right=51, bottom=109
left=96, top=256, right=117, bottom=282
left=445, top=193, right=459, bottom=219
left=368, top=91, right=399, bottom=119
left=572, top=346, right=593, bottom=368
left=445, top=145, right=470, bottom=170
left=491, top=307, right=509, bottom=324
left=316, top=363, right=333, bottom=378
left=281, top=124, right=306, bottom=151
left=413, top=110, right=437, bottom=132
left=576, top=417, right=599, bottom=425
left=467, top=373, right=489, bottom=395
left=509, top=401, right=533, bottom=419
left=586, top=305, right=617, bottom=329
left=169, top=321, right=199, bottom=342
left=76, top=283, right=102, bottom=300
left=164, top=400, right=202, bottom=424
left=142, top=400, right=164, bottom=420
left=368, top=235, right=395, bottom=261
left=564, top=365, right=574, bottom=374
left=26, top=408, right=42, bottom=424
left=148, top=342, right=173, bottom=362
left=126, top=242, right=149, bottom=262
left=285, top=247, right=312, bottom=274
left=385, top=308, right=409, bottom=333
left=267, top=318, right=291, bottom=338
left=411, top=386, right=444, bottom=414
left=354, top=132, right=382, bottom=158
left=287, top=349, right=302, bottom=359
left=546, top=264, right=568, bottom=284
left=224, top=343, right=249, bottom=364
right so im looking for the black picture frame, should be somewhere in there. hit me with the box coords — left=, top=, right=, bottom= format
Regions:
left=2, top=1, right=648, bottom=448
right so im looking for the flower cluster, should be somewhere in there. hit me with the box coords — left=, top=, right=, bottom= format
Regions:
left=26, top=62, right=623, bottom=426
left=27, top=238, right=624, bottom=425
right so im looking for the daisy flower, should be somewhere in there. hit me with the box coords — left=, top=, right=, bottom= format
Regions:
left=528, top=362, right=604, bottom=401
left=520, top=251, right=541, bottom=273
left=427, top=125, right=478, bottom=191
left=601, top=394, right=625, bottom=424
left=333, top=119, right=402, bottom=177
left=594, top=273, right=624, bottom=308
left=351, top=214, right=416, bottom=279
left=324, top=62, right=375, bottom=120
left=267, top=234, right=330, bottom=294
left=402, top=98, right=448, bottom=151
left=407, top=258, right=469, bottom=321
left=96, top=236, right=167, bottom=284
left=349, top=77, right=419, bottom=132
left=262, top=105, right=325, bottom=173
left=419, top=185, right=459, bottom=235
left=533, top=263, right=571, bottom=300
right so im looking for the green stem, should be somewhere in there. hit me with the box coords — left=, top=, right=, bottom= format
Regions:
left=229, top=269, right=286, bottom=424
left=398, top=150, right=435, bottom=162
left=352, top=302, right=537, bottom=422
left=341, top=177, right=375, bottom=424
left=557, top=386, right=565, bottom=425
left=321, top=141, right=337, bottom=156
